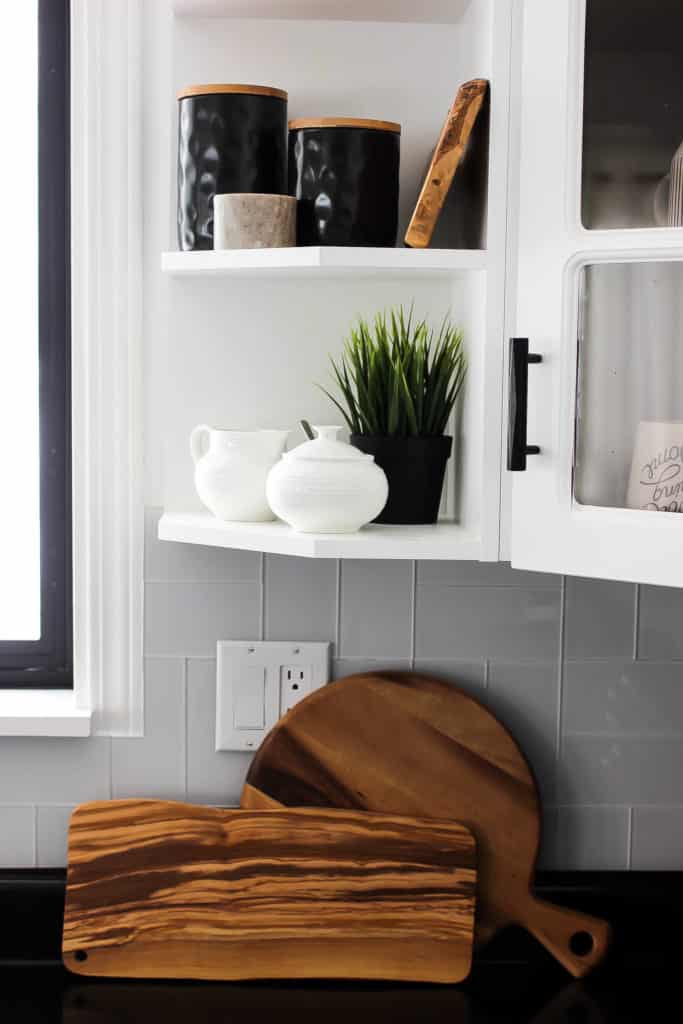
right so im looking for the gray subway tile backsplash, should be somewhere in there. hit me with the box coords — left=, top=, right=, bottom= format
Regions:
left=112, top=658, right=186, bottom=799
left=3, top=508, right=682, bottom=869
left=265, top=554, right=337, bottom=642
left=339, top=560, right=413, bottom=658
left=415, top=585, right=562, bottom=660
left=412, top=659, right=486, bottom=694
left=36, top=805, right=76, bottom=868
left=0, top=737, right=111, bottom=805
left=540, top=806, right=630, bottom=869
left=631, top=807, right=683, bottom=869
left=564, top=577, right=636, bottom=659
left=563, top=660, right=683, bottom=736
left=638, top=585, right=683, bottom=660
left=0, top=806, right=35, bottom=868
left=332, top=658, right=412, bottom=680
left=417, top=560, right=560, bottom=588
left=486, top=660, right=559, bottom=802
left=558, top=735, right=683, bottom=806
left=145, top=580, right=260, bottom=656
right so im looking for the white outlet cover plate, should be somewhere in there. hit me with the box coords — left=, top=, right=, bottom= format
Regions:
left=215, top=641, right=331, bottom=752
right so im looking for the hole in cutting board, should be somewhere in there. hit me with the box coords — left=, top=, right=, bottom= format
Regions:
left=569, top=931, right=594, bottom=957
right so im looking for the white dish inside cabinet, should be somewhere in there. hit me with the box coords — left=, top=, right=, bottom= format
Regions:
left=152, top=0, right=513, bottom=561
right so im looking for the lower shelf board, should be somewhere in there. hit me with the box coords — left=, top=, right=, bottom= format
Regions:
left=157, top=513, right=482, bottom=560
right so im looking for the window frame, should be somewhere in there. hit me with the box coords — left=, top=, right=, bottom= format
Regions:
left=0, top=0, right=72, bottom=688
left=0, top=0, right=144, bottom=736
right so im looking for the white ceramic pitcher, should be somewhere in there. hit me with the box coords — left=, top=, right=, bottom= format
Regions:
left=190, top=425, right=289, bottom=521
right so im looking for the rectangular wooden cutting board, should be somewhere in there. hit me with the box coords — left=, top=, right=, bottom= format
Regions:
left=62, top=799, right=476, bottom=983
left=404, top=79, right=488, bottom=248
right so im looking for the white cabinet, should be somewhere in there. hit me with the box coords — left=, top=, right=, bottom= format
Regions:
left=154, top=0, right=683, bottom=585
left=509, top=0, right=683, bottom=586
left=156, top=0, right=513, bottom=562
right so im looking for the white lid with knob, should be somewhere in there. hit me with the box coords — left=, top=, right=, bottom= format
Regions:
left=284, top=425, right=373, bottom=462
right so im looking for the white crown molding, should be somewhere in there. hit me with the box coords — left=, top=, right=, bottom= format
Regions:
left=70, top=0, right=144, bottom=735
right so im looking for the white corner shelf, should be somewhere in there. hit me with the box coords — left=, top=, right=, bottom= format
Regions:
left=158, top=513, right=482, bottom=560
left=161, top=247, right=487, bottom=277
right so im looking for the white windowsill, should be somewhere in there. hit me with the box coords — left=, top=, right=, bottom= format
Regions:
left=0, top=690, right=92, bottom=737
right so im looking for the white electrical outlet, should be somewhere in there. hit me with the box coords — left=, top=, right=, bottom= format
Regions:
left=215, top=641, right=330, bottom=752
left=280, top=664, right=311, bottom=715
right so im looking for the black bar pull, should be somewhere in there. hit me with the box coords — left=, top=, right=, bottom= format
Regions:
left=507, top=338, right=542, bottom=472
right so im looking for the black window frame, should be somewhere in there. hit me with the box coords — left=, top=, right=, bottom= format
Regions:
left=0, top=0, right=71, bottom=688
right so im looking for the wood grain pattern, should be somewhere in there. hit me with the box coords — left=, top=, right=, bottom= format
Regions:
left=177, top=84, right=288, bottom=100
left=241, top=672, right=612, bottom=978
left=288, top=117, right=401, bottom=133
left=404, top=79, right=488, bottom=248
left=63, top=800, right=476, bottom=983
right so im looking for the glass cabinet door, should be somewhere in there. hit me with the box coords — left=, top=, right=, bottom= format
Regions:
left=574, top=260, right=683, bottom=513
left=582, top=0, right=683, bottom=230
left=510, top=0, right=683, bottom=586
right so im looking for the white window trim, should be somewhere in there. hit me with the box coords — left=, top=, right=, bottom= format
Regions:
left=0, top=0, right=145, bottom=737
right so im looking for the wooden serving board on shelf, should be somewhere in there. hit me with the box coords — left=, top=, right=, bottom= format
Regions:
left=62, top=799, right=477, bottom=983
left=404, top=79, right=488, bottom=248
left=241, top=671, right=612, bottom=978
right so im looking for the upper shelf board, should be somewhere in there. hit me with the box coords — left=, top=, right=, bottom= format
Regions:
left=158, top=513, right=482, bottom=560
left=173, top=0, right=473, bottom=24
left=162, top=247, right=487, bottom=277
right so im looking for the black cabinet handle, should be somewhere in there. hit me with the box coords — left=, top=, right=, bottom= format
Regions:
left=507, top=338, right=542, bottom=472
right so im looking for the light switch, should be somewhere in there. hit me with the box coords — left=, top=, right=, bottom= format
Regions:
left=216, top=641, right=330, bottom=752
left=233, top=668, right=265, bottom=730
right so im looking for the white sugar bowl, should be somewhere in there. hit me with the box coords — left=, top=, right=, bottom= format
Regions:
left=266, top=425, right=388, bottom=533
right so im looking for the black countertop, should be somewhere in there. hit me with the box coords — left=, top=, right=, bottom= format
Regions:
left=1, top=870, right=678, bottom=1023
left=0, top=962, right=673, bottom=1024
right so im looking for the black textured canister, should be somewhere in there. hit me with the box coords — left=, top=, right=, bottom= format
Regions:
left=177, top=84, right=288, bottom=251
left=288, top=118, right=400, bottom=246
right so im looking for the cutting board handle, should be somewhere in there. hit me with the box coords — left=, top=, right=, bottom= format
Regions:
left=522, top=896, right=611, bottom=978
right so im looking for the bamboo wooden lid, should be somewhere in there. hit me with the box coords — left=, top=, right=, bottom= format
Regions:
left=288, top=117, right=401, bottom=134
left=178, top=84, right=287, bottom=101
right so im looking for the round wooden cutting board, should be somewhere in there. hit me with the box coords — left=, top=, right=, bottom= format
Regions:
left=241, top=671, right=611, bottom=978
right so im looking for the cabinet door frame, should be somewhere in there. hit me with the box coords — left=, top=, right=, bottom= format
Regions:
left=510, top=0, right=683, bottom=586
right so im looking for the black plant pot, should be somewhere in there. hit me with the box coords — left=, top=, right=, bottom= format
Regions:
left=350, top=435, right=453, bottom=525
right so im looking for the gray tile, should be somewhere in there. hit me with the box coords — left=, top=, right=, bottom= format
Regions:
left=417, top=561, right=560, bottom=587
left=412, top=659, right=486, bottom=695
left=145, top=581, right=260, bottom=656
left=486, top=661, right=559, bottom=801
left=565, top=577, right=635, bottom=658
left=0, top=738, right=110, bottom=804
left=563, top=661, right=683, bottom=736
left=339, top=561, right=413, bottom=658
left=186, top=658, right=251, bottom=805
left=112, top=658, right=186, bottom=799
left=638, top=585, right=683, bottom=659
left=415, top=586, right=561, bottom=660
left=558, top=735, right=683, bottom=805
left=0, top=806, right=35, bottom=867
left=332, top=658, right=412, bottom=680
left=265, top=555, right=336, bottom=643
left=632, top=807, right=683, bottom=868
left=36, top=805, right=76, bottom=868
left=539, top=806, right=629, bottom=869
left=145, top=506, right=259, bottom=582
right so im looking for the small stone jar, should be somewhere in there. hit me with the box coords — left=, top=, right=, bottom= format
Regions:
left=177, top=84, right=288, bottom=251
left=288, top=118, right=401, bottom=246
